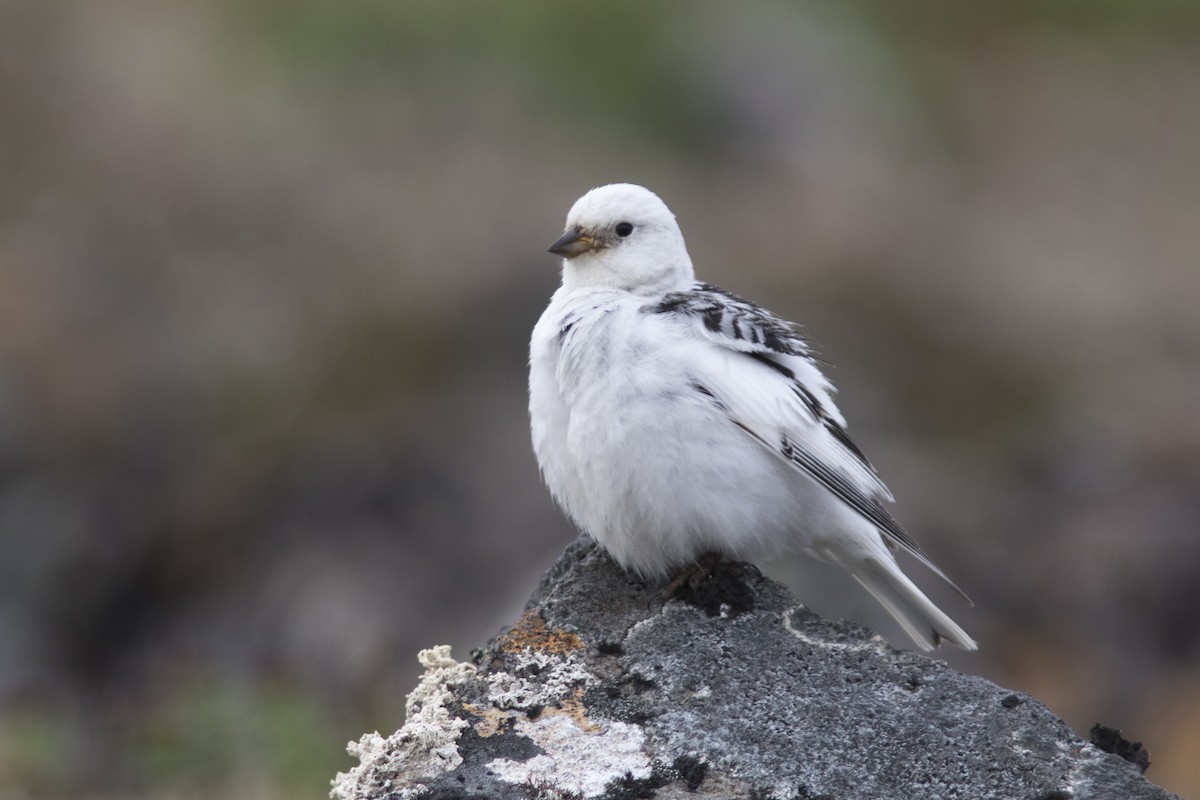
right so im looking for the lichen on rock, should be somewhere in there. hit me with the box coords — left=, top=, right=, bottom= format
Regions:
left=330, top=645, right=475, bottom=800
left=331, top=538, right=1181, bottom=800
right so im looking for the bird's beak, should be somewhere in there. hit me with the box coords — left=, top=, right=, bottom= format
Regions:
left=548, top=227, right=596, bottom=258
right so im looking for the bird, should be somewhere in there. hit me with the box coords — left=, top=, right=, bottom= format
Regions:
left=528, top=183, right=976, bottom=651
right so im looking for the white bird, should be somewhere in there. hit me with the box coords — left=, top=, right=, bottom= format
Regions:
left=529, top=183, right=976, bottom=651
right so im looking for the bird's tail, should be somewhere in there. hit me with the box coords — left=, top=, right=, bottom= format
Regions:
left=849, top=556, right=978, bottom=652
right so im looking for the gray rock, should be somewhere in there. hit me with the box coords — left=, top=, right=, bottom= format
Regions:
left=332, top=537, right=1178, bottom=800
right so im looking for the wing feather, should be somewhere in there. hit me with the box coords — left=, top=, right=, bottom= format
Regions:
left=645, top=283, right=970, bottom=602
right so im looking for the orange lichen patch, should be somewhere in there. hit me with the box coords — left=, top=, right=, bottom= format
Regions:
left=465, top=689, right=603, bottom=739
left=546, top=689, right=603, bottom=734
left=462, top=703, right=511, bottom=738
left=499, top=610, right=583, bottom=655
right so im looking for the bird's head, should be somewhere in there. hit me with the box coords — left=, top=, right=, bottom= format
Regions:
left=549, top=184, right=695, bottom=295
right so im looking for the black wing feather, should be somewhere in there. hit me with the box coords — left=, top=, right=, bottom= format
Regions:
left=649, top=282, right=812, bottom=357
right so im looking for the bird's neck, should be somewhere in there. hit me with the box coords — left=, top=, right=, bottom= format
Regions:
left=561, top=254, right=694, bottom=297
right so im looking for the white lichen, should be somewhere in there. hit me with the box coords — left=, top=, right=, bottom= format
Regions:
left=487, top=713, right=651, bottom=798
left=485, top=648, right=596, bottom=710
left=330, top=645, right=476, bottom=800
left=480, top=643, right=650, bottom=796
left=783, top=607, right=886, bottom=652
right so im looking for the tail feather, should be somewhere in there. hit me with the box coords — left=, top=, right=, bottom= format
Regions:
left=851, top=556, right=978, bottom=652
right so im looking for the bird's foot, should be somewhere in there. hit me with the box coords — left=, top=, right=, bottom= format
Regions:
left=661, top=554, right=759, bottom=617
left=662, top=552, right=725, bottom=599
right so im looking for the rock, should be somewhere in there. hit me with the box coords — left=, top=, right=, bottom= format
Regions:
left=331, top=537, right=1179, bottom=800
left=1090, top=725, right=1152, bottom=774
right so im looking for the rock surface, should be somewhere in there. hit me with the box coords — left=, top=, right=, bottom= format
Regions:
left=332, top=537, right=1179, bottom=800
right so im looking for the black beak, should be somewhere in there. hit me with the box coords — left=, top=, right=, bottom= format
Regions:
left=547, top=227, right=595, bottom=258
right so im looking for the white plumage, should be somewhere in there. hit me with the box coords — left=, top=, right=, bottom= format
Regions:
left=529, top=183, right=976, bottom=651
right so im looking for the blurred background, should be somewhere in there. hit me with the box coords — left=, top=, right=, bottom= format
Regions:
left=2, top=1, right=1199, bottom=797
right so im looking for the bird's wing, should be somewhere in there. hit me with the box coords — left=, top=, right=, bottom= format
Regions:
left=644, top=283, right=968, bottom=599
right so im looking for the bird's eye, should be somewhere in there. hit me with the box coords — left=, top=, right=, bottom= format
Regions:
left=615, top=222, right=634, bottom=238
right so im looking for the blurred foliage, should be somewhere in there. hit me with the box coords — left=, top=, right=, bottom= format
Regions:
left=1, top=677, right=344, bottom=799
left=132, top=676, right=341, bottom=796
left=0, top=705, right=63, bottom=797
left=842, top=0, right=1200, bottom=41
left=219, top=0, right=711, bottom=149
